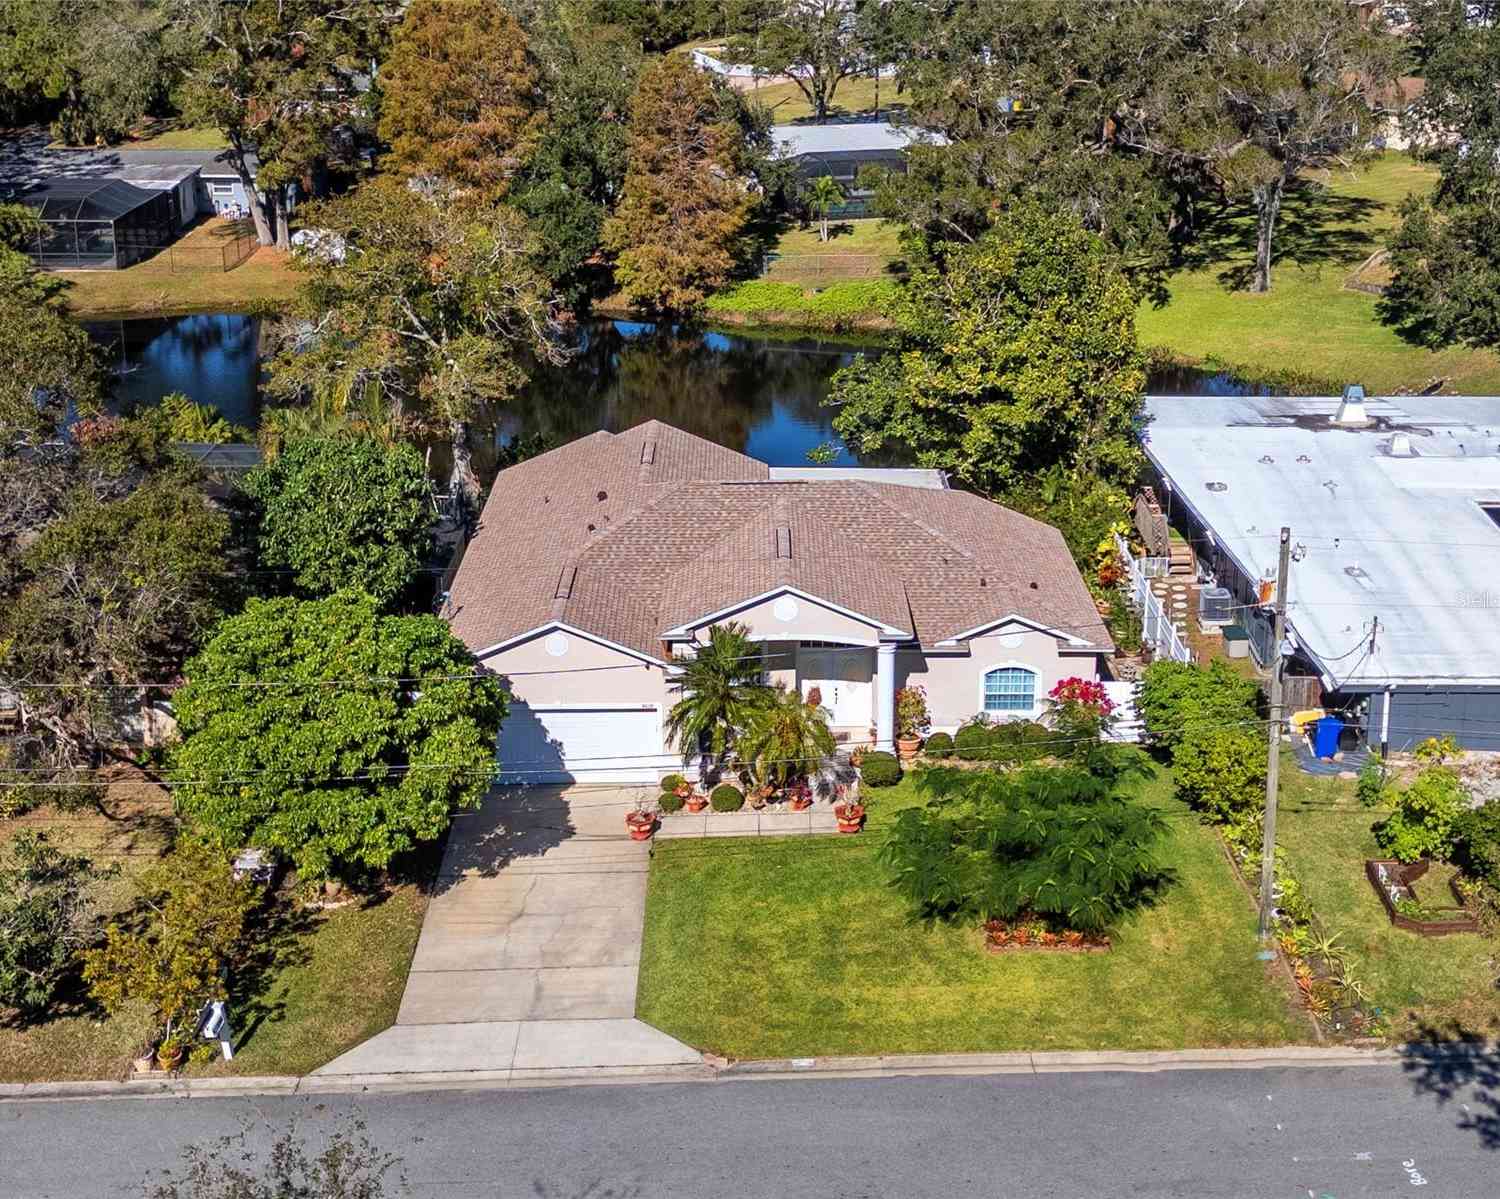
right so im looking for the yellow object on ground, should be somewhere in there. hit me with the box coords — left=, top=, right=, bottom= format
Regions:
left=1290, top=709, right=1326, bottom=733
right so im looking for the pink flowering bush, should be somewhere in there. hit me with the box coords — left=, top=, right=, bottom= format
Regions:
left=1044, top=676, right=1116, bottom=752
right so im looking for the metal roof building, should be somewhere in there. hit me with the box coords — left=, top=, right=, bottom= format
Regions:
left=1142, top=390, right=1500, bottom=751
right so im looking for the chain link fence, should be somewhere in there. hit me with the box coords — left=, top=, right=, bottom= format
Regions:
left=132, top=229, right=259, bottom=273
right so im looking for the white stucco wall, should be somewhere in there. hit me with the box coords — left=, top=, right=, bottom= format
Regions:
left=898, top=625, right=1104, bottom=731
left=480, top=629, right=672, bottom=746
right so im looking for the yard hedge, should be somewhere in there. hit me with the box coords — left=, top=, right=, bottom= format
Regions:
left=660, top=773, right=686, bottom=794
left=710, top=784, right=745, bottom=812
left=658, top=790, right=686, bottom=813
left=860, top=751, right=902, bottom=787
left=924, top=731, right=955, bottom=757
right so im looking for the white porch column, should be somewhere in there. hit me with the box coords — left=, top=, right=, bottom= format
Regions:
left=875, top=642, right=897, bottom=751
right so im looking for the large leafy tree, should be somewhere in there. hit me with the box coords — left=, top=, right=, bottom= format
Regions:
left=665, top=622, right=771, bottom=772
left=241, top=436, right=434, bottom=610
left=378, top=0, right=546, bottom=200
left=0, top=832, right=108, bottom=1022
left=169, top=0, right=392, bottom=247
left=1, top=460, right=231, bottom=791
left=510, top=12, right=644, bottom=307
left=826, top=204, right=1145, bottom=494
left=602, top=53, right=756, bottom=315
left=724, top=0, right=865, bottom=121
left=171, top=592, right=508, bottom=882
left=266, top=177, right=563, bottom=511
left=1380, top=0, right=1500, bottom=348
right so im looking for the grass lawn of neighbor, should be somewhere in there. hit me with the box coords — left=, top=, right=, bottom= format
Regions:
left=1137, top=152, right=1500, bottom=393
left=738, top=73, right=895, bottom=123
left=0, top=780, right=428, bottom=1083
left=637, top=766, right=1306, bottom=1059
left=1277, top=766, right=1500, bottom=1042
left=59, top=217, right=299, bottom=318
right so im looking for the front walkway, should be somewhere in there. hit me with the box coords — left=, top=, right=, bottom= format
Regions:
left=314, top=786, right=703, bottom=1083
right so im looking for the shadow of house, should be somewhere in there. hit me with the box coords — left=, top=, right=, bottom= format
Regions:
left=1400, top=1022, right=1500, bottom=1150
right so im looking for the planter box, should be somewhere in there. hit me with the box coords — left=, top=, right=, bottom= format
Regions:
left=1365, top=859, right=1479, bottom=936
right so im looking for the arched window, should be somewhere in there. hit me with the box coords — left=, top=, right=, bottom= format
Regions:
left=983, top=666, right=1036, bottom=714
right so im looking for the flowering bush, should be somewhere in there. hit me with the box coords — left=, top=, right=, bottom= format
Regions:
left=1048, top=678, right=1114, bottom=713
left=895, top=686, right=931, bottom=739
left=1044, top=677, right=1116, bottom=753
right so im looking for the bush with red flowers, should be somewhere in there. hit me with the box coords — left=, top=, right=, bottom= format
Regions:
left=1043, top=676, right=1116, bottom=753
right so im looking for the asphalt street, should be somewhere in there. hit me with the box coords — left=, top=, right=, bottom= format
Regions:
left=2, top=1062, right=1497, bottom=1198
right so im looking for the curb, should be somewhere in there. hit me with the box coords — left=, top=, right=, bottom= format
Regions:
left=0, top=1045, right=1404, bottom=1103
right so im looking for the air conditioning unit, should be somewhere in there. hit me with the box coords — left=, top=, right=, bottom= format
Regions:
left=1198, top=586, right=1234, bottom=628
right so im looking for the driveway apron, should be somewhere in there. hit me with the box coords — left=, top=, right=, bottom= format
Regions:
left=314, top=786, right=702, bottom=1081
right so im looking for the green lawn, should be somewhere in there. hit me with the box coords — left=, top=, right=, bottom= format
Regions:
left=1277, top=766, right=1500, bottom=1041
left=741, top=74, right=896, bottom=123
left=1137, top=153, right=1500, bottom=393
left=637, top=767, right=1305, bottom=1058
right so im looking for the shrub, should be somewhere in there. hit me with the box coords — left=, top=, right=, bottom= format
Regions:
left=1172, top=725, right=1266, bottom=822
left=1452, top=802, right=1500, bottom=891
left=995, top=719, right=1054, bottom=765
left=0, top=833, right=110, bottom=1022
left=657, top=790, right=685, bottom=813
left=659, top=773, right=687, bottom=794
left=860, top=750, right=902, bottom=787
left=879, top=764, right=1172, bottom=934
left=954, top=719, right=994, bottom=761
left=895, top=686, right=931, bottom=739
left=924, top=731, right=955, bottom=757
left=1043, top=677, right=1116, bottom=753
left=82, top=841, right=258, bottom=1054
left=1137, top=660, right=1260, bottom=750
left=710, top=784, right=745, bottom=812
left=1376, top=766, right=1468, bottom=863
left=1413, top=735, right=1462, bottom=767
left=1356, top=757, right=1388, bottom=808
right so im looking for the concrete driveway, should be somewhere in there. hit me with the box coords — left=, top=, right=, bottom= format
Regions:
left=315, top=786, right=702, bottom=1083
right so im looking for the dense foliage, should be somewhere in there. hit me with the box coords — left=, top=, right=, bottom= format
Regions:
left=735, top=686, right=835, bottom=789
left=709, top=782, right=745, bottom=812
left=82, top=840, right=259, bottom=1052
left=379, top=0, right=545, bottom=199
left=171, top=593, right=507, bottom=881
left=1381, top=1, right=1500, bottom=349
left=603, top=53, right=756, bottom=315
left=826, top=206, right=1145, bottom=494
left=0, top=832, right=108, bottom=1021
left=1171, top=726, right=1267, bottom=824
left=1452, top=802, right=1500, bottom=892
left=242, top=436, right=434, bottom=609
left=922, top=731, right=954, bottom=758
left=858, top=750, right=902, bottom=788
left=1376, top=765, right=1468, bottom=864
left=881, top=760, right=1170, bottom=934
left=1137, top=660, right=1262, bottom=752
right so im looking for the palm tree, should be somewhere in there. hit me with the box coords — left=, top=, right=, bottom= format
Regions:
left=736, top=685, right=836, bottom=790
left=806, top=175, right=844, bottom=243
left=664, top=622, right=771, bottom=775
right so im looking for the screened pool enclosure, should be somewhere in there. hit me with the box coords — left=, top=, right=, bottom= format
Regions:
left=16, top=177, right=178, bottom=269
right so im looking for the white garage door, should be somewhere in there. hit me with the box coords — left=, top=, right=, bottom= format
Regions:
left=497, top=704, right=662, bottom=784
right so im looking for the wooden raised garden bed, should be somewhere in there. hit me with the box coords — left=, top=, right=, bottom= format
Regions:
left=1365, top=859, right=1479, bottom=936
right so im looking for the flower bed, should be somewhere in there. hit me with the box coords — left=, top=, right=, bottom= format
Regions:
left=1365, top=859, right=1479, bottom=936
left=983, top=918, right=1110, bottom=953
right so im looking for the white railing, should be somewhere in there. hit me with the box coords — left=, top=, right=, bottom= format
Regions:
left=1115, top=534, right=1193, bottom=664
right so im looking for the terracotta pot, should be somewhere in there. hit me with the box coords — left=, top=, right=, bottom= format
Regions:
left=789, top=797, right=813, bottom=811
left=896, top=737, right=920, bottom=761
left=834, top=802, right=865, bottom=834
left=156, top=1042, right=186, bottom=1071
left=684, top=796, right=708, bottom=813
left=625, top=811, right=656, bottom=841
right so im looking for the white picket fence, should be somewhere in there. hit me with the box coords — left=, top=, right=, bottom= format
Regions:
left=1115, top=533, right=1193, bottom=665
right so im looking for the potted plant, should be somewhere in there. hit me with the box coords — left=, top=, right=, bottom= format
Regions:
left=684, top=790, right=709, bottom=813
left=155, top=1030, right=188, bottom=1072
left=787, top=778, right=813, bottom=811
left=895, top=686, right=930, bottom=761
left=624, top=803, right=657, bottom=841
left=833, top=787, right=865, bottom=833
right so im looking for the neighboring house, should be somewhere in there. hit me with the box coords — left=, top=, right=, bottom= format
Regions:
left=446, top=421, right=1111, bottom=784
left=773, top=122, right=946, bottom=217
left=1142, top=388, right=1500, bottom=752
left=0, top=134, right=284, bottom=268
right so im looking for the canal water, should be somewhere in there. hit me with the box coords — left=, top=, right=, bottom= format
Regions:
left=85, top=314, right=1273, bottom=469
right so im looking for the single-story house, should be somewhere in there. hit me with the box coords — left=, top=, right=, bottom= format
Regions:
left=1142, top=388, right=1500, bottom=752
left=0, top=134, right=282, bottom=268
left=446, top=421, right=1111, bottom=784
left=772, top=121, right=947, bottom=217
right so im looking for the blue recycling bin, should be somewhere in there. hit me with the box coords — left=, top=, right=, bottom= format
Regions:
left=1313, top=715, right=1345, bottom=759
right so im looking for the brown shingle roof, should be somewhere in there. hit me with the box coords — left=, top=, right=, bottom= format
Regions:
left=448, top=422, right=1110, bottom=657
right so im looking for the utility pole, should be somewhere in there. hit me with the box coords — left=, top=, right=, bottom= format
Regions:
left=1257, top=526, right=1293, bottom=951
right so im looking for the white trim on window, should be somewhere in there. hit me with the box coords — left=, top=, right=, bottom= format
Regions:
left=978, top=661, right=1041, bottom=719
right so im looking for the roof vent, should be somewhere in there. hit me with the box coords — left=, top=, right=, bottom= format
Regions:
left=1388, top=433, right=1416, bottom=457
left=554, top=566, right=576, bottom=599
left=596, top=490, right=608, bottom=502
left=1333, top=384, right=1373, bottom=427
left=774, top=525, right=792, bottom=559
left=640, top=438, right=656, bottom=465
left=1259, top=454, right=1274, bottom=464
left=1206, top=481, right=1227, bottom=493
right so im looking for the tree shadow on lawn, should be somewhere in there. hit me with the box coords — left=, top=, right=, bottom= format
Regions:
left=1399, top=1019, right=1500, bottom=1150
left=1175, top=185, right=1384, bottom=290
left=225, top=891, right=319, bottom=1053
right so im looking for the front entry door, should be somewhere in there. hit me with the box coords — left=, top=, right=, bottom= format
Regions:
left=798, top=646, right=873, bottom=727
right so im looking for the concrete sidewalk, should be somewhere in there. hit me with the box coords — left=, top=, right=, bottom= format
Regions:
left=315, top=786, right=702, bottom=1082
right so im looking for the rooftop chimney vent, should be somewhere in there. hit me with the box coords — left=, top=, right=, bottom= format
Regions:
left=1333, top=384, right=1373, bottom=427
left=1388, top=433, right=1416, bottom=458
left=774, top=525, right=792, bottom=559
